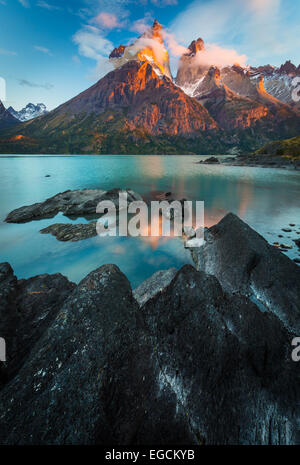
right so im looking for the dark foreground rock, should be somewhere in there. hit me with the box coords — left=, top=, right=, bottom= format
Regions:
left=5, top=188, right=143, bottom=223
left=191, top=213, right=300, bottom=333
left=40, top=221, right=97, bottom=242
left=1, top=214, right=300, bottom=444
left=0, top=263, right=75, bottom=388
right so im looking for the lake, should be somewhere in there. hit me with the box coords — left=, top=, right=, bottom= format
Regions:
left=0, top=154, right=299, bottom=288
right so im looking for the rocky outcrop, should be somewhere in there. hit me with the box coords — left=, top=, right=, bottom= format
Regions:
left=40, top=222, right=98, bottom=241
left=133, top=267, right=177, bottom=307
left=191, top=213, right=300, bottom=333
left=0, top=263, right=75, bottom=388
left=5, top=188, right=143, bottom=223
left=0, top=264, right=194, bottom=445
left=176, top=38, right=207, bottom=91
left=1, top=251, right=300, bottom=444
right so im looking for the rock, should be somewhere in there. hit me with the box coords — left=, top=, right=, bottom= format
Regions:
left=5, top=188, right=143, bottom=223
left=0, top=264, right=193, bottom=445
left=45, top=175, right=51, bottom=178
left=0, top=260, right=300, bottom=444
left=40, top=222, right=97, bottom=242
left=289, top=224, right=295, bottom=227
left=293, top=258, right=300, bottom=264
left=190, top=213, right=300, bottom=333
left=294, top=238, right=300, bottom=249
left=202, top=156, right=220, bottom=164
left=282, top=228, right=292, bottom=232
left=142, top=265, right=299, bottom=445
left=184, top=226, right=196, bottom=239
left=133, top=268, right=177, bottom=307
left=0, top=263, right=75, bottom=388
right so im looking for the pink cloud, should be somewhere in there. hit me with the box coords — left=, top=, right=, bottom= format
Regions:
left=95, top=12, right=120, bottom=29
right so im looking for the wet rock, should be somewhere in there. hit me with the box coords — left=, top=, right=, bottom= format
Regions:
left=142, top=265, right=299, bottom=445
left=191, top=213, right=300, bottom=333
left=0, top=261, right=300, bottom=444
left=201, top=156, right=220, bottom=164
left=294, top=238, right=300, bottom=249
left=0, top=264, right=193, bottom=445
left=133, top=268, right=177, bottom=307
left=40, top=222, right=97, bottom=242
left=0, top=264, right=75, bottom=388
left=5, top=188, right=143, bottom=223
left=282, top=228, right=292, bottom=232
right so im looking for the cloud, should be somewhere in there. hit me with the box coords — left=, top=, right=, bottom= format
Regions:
left=34, top=45, right=53, bottom=56
left=73, top=25, right=113, bottom=60
left=162, top=30, right=189, bottom=57
left=37, top=1, right=62, bottom=11
left=73, top=25, right=114, bottom=79
left=151, top=0, right=178, bottom=5
left=0, top=48, right=17, bottom=55
left=192, top=44, right=247, bottom=68
left=94, top=12, right=120, bottom=29
left=18, top=0, right=29, bottom=7
left=169, top=0, right=299, bottom=66
left=18, top=79, right=53, bottom=89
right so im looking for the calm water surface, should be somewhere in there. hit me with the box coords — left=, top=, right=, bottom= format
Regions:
left=0, top=154, right=299, bottom=287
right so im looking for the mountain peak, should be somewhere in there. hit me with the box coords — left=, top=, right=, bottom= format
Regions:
left=186, top=38, right=205, bottom=56
left=279, top=60, right=297, bottom=75
left=109, top=19, right=172, bottom=79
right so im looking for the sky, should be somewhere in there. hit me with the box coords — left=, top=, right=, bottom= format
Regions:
left=0, top=0, right=299, bottom=111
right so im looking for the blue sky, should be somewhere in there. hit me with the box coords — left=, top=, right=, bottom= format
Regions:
left=0, top=0, right=299, bottom=111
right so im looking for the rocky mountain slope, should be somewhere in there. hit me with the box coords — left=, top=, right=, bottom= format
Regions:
left=0, top=21, right=299, bottom=154
left=1, top=213, right=300, bottom=444
left=8, top=103, right=48, bottom=122
left=0, top=100, right=19, bottom=130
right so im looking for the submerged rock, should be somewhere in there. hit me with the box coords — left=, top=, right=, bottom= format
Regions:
left=5, top=188, right=143, bottom=223
left=40, top=222, right=97, bottom=242
left=191, top=213, right=300, bottom=333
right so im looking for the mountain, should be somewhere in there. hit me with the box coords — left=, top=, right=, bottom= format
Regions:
left=255, top=135, right=300, bottom=157
left=8, top=103, right=48, bottom=122
left=0, top=100, right=19, bottom=130
left=0, top=59, right=222, bottom=154
left=250, top=61, right=300, bottom=110
left=193, top=66, right=270, bottom=129
left=176, top=37, right=207, bottom=94
left=0, top=22, right=299, bottom=155
left=109, top=19, right=172, bottom=80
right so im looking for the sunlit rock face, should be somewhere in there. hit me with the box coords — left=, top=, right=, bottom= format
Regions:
left=176, top=38, right=208, bottom=93
left=109, top=20, right=172, bottom=80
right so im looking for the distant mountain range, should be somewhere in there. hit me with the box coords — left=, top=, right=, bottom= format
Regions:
left=0, top=20, right=299, bottom=154
left=7, top=103, right=48, bottom=122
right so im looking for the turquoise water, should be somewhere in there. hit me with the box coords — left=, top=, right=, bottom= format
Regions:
left=0, top=154, right=299, bottom=287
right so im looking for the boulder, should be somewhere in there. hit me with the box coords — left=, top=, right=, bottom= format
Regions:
left=133, top=268, right=177, bottom=307
left=0, top=264, right=75, bottom=388
left=5, top=188, right=143, bottom=223
left=190, top=213, right=300, bottom=333
left=0, top=264, right=193, bottom=445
